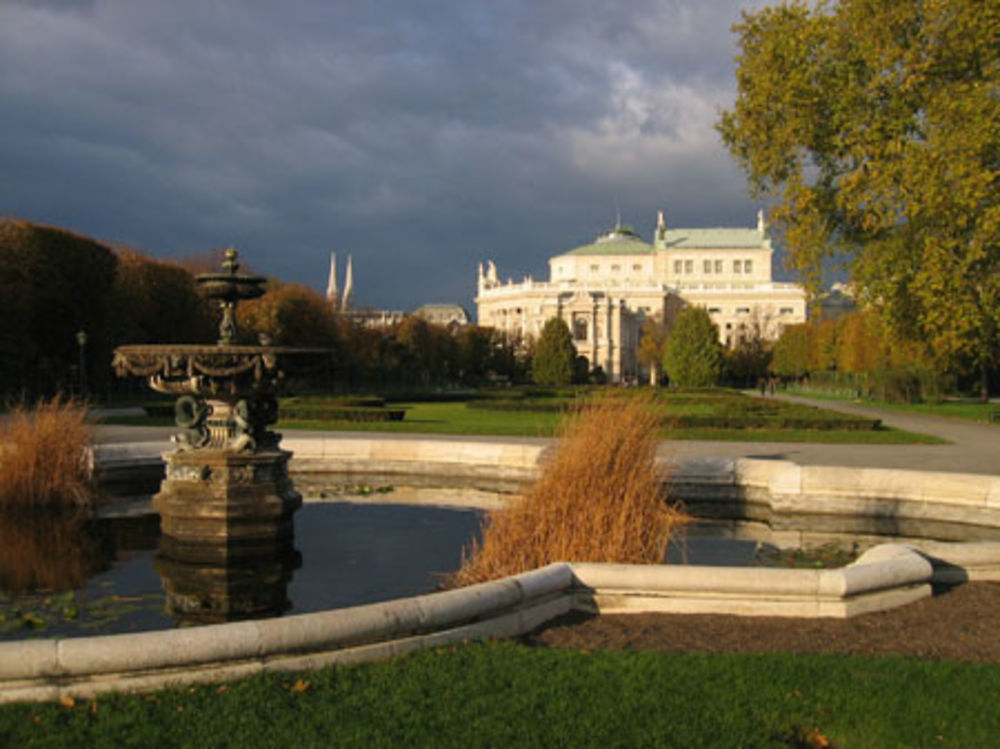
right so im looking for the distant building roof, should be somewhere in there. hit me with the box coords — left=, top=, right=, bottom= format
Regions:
left=659, top=228, right=766, bottom=250
left=413, top=304, right=469, bottom=326
left=561, top=225, right=655, bottom=256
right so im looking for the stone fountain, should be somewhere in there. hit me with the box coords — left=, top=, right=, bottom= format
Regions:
left=113, top=249, right=328, bottom=620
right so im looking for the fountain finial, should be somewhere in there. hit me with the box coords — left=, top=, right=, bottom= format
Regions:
left=196, top=247, right=266, bottom=345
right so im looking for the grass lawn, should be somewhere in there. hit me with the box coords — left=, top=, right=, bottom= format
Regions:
left=2, top=641, right=996, bottom=748
left=786, top=389, right=1000, bottom=424
left=103, top=397, right=944, bottom=444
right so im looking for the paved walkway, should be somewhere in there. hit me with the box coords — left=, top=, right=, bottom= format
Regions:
left=661, top=393, right=1000, bottom=475
left=90, top=394, right=1000, bottom=476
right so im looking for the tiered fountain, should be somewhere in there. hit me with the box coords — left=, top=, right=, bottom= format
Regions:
left=113, top=249, right=329, bottom=622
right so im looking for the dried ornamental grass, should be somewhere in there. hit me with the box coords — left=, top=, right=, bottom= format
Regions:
left=0, top=396, right=94, bottom=508
left=449, top=394, right=688, bottom=587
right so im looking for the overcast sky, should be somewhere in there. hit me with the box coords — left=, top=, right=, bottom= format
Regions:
left=0, top=0, right=775, bottom=313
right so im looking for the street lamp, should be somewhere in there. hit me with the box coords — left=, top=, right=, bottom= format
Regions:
left=76, top=329, right=88, bottom=400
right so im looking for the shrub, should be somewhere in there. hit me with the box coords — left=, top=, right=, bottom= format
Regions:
left=663, top=307, right=725, bottom=387
left=0, top=396, right=94, bottom=508
left=447, top=394, right=688, bottom=586
left=532, top=318, right=576, bottom=386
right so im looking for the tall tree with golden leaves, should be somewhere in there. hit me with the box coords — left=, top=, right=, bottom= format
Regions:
left=719, top=0, right=1000, bottom=398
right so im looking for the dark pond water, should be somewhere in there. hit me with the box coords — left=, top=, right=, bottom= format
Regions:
left=6, top=469, right=948, bottom=640
left=0, top=502, right=483, bottom=640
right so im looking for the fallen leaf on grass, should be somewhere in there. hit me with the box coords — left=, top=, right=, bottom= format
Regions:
left=805, top=728, right=831, bottom=748
left=289, top=679, right=310, bottom=693
left=58, top=697, right=74, bottom=709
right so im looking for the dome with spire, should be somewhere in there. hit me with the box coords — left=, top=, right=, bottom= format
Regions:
left=563, top=221, right=654, bottom=256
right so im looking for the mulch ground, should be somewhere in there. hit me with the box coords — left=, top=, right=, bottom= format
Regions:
left=526, top=582, right=1000, bottom=663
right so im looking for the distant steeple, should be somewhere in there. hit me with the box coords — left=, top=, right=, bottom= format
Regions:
left=341, top=254, right=354, bottom=312
left=757, top=208, right=767, bottom=235
left=326, top=251, right=339, bottom=308
left=656, top=209, right=667, bottom=241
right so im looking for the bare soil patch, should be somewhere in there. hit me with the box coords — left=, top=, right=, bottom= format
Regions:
left=526, top=582, right=1000, bottom=663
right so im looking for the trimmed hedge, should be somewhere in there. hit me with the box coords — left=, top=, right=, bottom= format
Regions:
left=466, top=400, right=572, bottom=414
left=467, top=393, right=880, bottom=430
left=381, top=391, right=482, bottom=403
left=145, top=402, right=405, bottom=422
left=280, top=407, right=405, bottom=422
left=663, top=413, right=880, bottom=430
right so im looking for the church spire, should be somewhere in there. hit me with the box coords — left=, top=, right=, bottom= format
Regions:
left=341, top=254, right=354, bottom=312
left=326, top=251, right=339, bottom=308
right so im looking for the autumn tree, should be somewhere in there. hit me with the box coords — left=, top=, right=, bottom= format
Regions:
left=638, top=315, right=669, bottom=385
left=532, top=318, right=576, bottom=386
left=110, top=249, right=215, bottom=346
left=237, top=281, right=340, bottom=348
left=726, top=311, right=772, bottom=386
left=0, top=220, right=118, bottom=397
left=719, top=0, right=1000, bottom=399
left=771, top=324, right=809, bottom=380
left=836, top=310, right=882, bottom=375
left=662, top=307, right=724, bottom=387
left=806, top=319, right=840, bottom=375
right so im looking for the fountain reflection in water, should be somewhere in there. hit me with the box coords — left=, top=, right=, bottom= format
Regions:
left=112, top=249, right=330, bottom=624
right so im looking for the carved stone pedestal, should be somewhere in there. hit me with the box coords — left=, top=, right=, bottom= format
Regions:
left=153, top=448, right=302, bottom=560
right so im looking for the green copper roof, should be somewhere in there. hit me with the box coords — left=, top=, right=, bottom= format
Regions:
left=660, top=228, right=766, bottom=249
left=562, top=226, right=655, bottom=256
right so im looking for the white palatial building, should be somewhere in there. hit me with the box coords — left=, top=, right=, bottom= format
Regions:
left=475, top=210, right=807, bottom=383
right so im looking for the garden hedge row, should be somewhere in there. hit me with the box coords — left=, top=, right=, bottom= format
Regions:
left=662, top=414, right=880, bottom=430
left=144, top=403, right=406, bottom=423
left=465, top=400, right=573, bottom=414
left=279, top=407, right=405, bottom=422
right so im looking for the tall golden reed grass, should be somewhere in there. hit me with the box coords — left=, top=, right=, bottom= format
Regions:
left=0, top=396, right=94, bottom=508
left=447, top=393, right=688, bottom=587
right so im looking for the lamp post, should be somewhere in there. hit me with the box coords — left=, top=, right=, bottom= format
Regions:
left=75, top=329, right=87, bottom=400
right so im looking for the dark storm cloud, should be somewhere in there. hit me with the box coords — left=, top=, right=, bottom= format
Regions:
left=0, top=0, right=772, bottom=311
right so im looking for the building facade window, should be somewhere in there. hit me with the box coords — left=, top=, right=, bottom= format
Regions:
left=736, top=307, right=750, bottom=314
left=780, top=307, right=794, bottom=315
left=733, top=260, right=742, bottom=274
left=684, top=260, right=693, bottom=273
left=611, top=264, right=620, bottom=272
left=703, top=260, right=712, bottom=273
left=673, top=260, right=682, bottom=274
left=744, top=259, right=753, bottom=274
left=714, top=260, right=723, bottom=273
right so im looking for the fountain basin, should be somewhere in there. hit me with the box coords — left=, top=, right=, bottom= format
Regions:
left=4, top=434, right=1000, bottom=703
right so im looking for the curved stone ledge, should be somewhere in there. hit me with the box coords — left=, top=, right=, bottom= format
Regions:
left=27, top=434, right=994, bottom=705
left=2, top=545, right=946, bottom=703
left=570, top=544, right=933, bottom=618
left=90, top=438, right=1000, bottom=530
left=0, top=563, right=572, bottom=703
